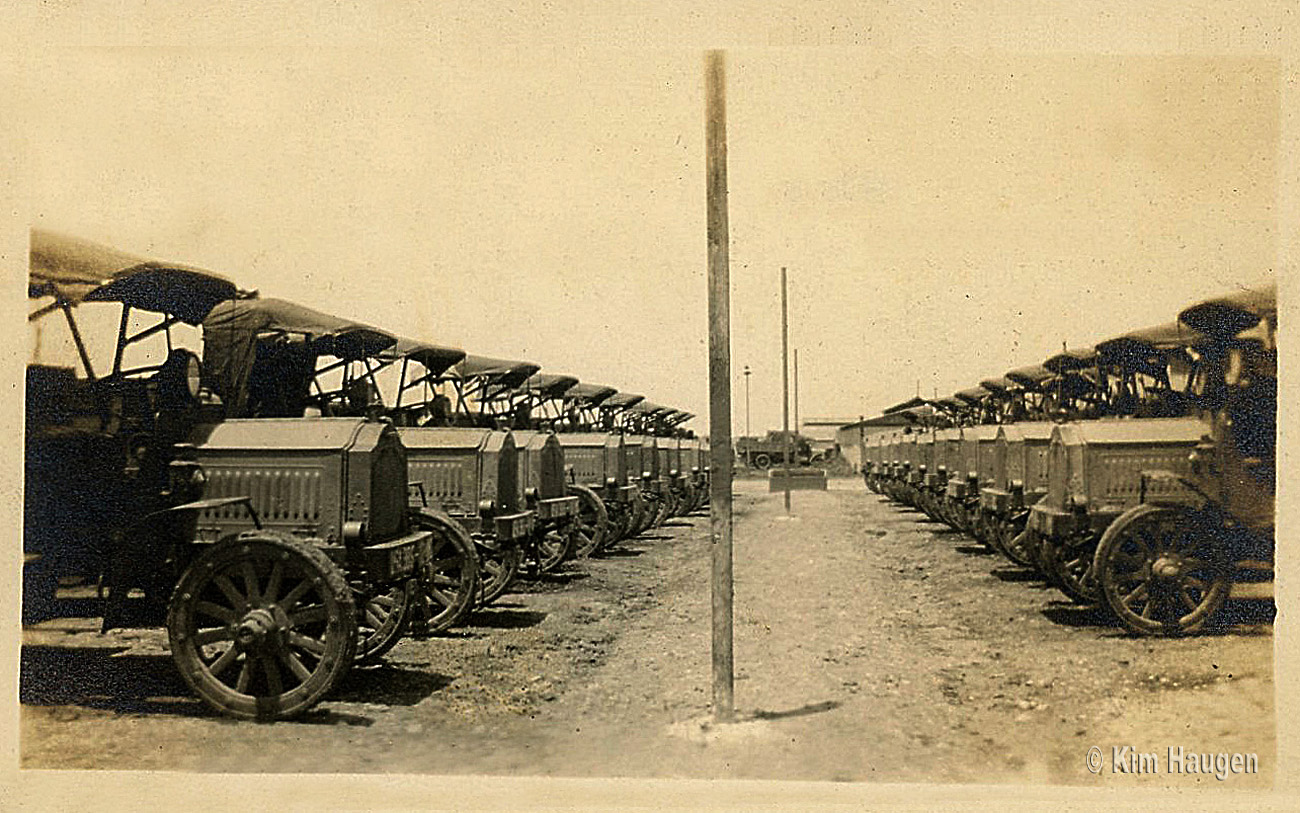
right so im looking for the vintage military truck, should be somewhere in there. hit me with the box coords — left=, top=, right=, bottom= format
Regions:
left=1026, top=417, right=1206, bottom=603
left=486, top=373, right=583, bottom=568
left=27, top=231, right=436, bottom=720
left=1021, top=319, right=1212, bottom=603
left=462, top=359, right=620, bottom=569
left=373, top=344, right=538, bottom=620
left=940, top=388, right=997, bottom=539
left=199, top=298, right=459, bottom=661
left=677, top=431, right=708, bottom=515
left=735, top=430, right=813, bottom=470
left=976, top=364, right=1055, bottom=565
left=1091, top=286, right=1276, bottom=634
left=980, top=421, right=1055, bottom=567
left=548, top=380, right=646, bottom=551
left=601, top=391, right=663, bottom=534
left=627, top=403, right=674, bottom=525
left=862, top=432, right=882, bottom=493
left=654, top=409, right=700, bottom=519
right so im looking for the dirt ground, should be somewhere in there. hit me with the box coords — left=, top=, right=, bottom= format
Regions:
left=20, top=477, right=1274, bottom=787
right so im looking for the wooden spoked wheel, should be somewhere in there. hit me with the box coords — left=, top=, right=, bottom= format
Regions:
left=412, top=511, right=479, bottom=634
left=167, top=533, right=357, bottom=721
left=996, top=519, right=1036, bottom=569
left=568, top=484, right=609, bottom=558
left=355, top=580, right=414, bottom=664
left=534, top=528, right=573, bottom=573
left=1048, top=532, right=1101, bottom=605
left=1094, top=504, right=1231, bottom=635
left=478, top=543, right=522, bottom=606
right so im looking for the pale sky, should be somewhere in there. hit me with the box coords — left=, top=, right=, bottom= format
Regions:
left=25, top=47, right=1280, bottom=435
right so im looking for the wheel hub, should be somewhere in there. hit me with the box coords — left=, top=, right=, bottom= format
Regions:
left=234, top=607, right=285, bottom=651
left=1152, top=555, right=1183, bottom=580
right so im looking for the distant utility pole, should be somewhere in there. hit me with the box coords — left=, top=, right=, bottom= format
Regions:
left=744, top=365, right=752, bottom=439
left=705, top=49, right=734, bottom=724
left=781, top=266, right=792, bottom=514
left=794, top=348, right=800, bottom=435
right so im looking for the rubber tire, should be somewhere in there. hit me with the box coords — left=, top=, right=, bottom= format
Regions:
left=355, top=580, right=414, bottom=665
left=1093, top=504, right=1231, bottom=636
left=167, top=532, right=357, bottom=721
left=603, top=503, right=631, bottom=549
left=626, top=492, right=649, bottom=539
left=635, top=492, right=657, bottom=536
left=997, top=519, right=1037, bottom=570
left=477, top=543, right=521, bottom=607
left=534, top=528, right=573, bottom=574
left=412, top=510, right=480, bottom=634
left=568, top=484, right=609, bottom=558
left=652, top=490, right=675, bottom=528
left=1048, top=531, right=1101, bottom=605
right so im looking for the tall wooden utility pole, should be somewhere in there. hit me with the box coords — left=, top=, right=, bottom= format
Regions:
left=781, top=266, right=792, bottom=514
left=794, top=348, right=800, bottom=436
left=705, top=49, right=734, bottom=723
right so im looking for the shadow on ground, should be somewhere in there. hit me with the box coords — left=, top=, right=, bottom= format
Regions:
left=1039, top=602, right=1122, bottom=629
left=466, top=608, right=548, bottom=629
left=599, top=546, right=648, bottom=557
left=20, top=645, right=206, bottom=717
left=510, top=572, right=591, bottom=593
left=752, top=700, right=842, bottom=721
left=332, top=664, right=454, bottom=707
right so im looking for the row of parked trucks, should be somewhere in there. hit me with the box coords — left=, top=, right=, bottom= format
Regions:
left=24, top=230, right=710, bottom=720
left=862, top=285, right=1276, bottom=637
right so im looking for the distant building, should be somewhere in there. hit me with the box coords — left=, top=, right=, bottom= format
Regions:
left=800, top=417, right=858, bottom=443
left=834, top=413, right=914, bottom=472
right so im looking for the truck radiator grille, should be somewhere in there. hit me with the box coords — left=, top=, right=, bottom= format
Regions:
left=409, top=458, right=470, bottom=501
left=200, top=466, right=322, bottom=523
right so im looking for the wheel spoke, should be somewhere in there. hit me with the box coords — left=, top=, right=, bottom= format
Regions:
left=364, top=607, right=385, bottom=629
left=427, top=587, right=455, bottom=609
left=1179, top=587, right=1201, bottom=612
left=195, top=600, right=238, bottom=624
left=1122, top=582, right=1149, bottom=608
left=235, top=659, right=252, bottom=692
left=208, top=643, right=241, bottom=677
left=289, top=604, right=329, bottom=627
left=278, top=578, right=314, bottom=612
left=1182, top=575, right=1209, bottom=591
left=213, top=575, right=249, bottom=612
left=263, top=561, right=284, bottom=603
left=239, top=561, right=262, bottom=604
left=279, top=649, right=313, bottom=682
left=1140, top=596, right=1155, bottom=620
left=287, top=631, right=326, bottom=656
left=429, top=556, right=463, bottom=570
left=194, top=626, right=234, bottom=646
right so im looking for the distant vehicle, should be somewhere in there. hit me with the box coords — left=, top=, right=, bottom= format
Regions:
left=735, top=431, right=813, bottom=469
left=807, top=439, right=840, bottom=464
